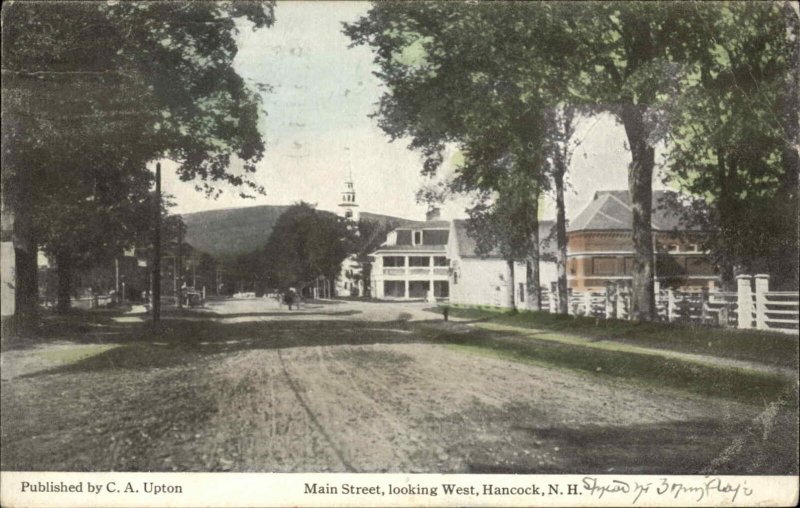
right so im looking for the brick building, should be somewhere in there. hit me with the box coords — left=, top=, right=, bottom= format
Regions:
left=567, top=190, right=718, bottom=290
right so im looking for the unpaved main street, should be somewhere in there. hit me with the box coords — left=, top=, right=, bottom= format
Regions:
left=0, top=299, right=772, bottom=473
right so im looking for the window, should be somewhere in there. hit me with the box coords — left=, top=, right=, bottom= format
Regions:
left=383, top=256, right=405, bottom=267
left=423, top=230, right=449, bottom=245
left=592, top=257, right=616, bottom=276
left=433, top=256, right=448, bottom=267
left=409, top=256, right=430, bottom=267
left=519, top=283, right=525, bottom=303
left=686, top=257, right=714, bottom=275
left=657, top=256, right=686, bottom=276
left=383, top=281, right=405, bottom=297
left=396, top=230, right=412, bottom=244
left=408, top=280, right=430, bottom=298
left=667, top=244, right=680, bottom=253
left=623, top=257, right=635, bottom=275
left=413, top=230, right=422, bottom=245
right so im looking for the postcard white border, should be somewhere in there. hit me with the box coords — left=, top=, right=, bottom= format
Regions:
left=1, top=472, right=798, bottom=507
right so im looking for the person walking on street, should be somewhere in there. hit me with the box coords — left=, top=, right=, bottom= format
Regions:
left=284, top=289, right=295, bottom=310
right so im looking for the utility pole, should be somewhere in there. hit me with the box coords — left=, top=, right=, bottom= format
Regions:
left=115, top=258, right=120, bottom=294
left=152, top=162, right=161, bottom=324
left=177, top=220, right=183, bottom=308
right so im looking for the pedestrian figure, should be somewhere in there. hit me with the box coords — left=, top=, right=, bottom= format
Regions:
left=284, top=289, right=295, bottom=310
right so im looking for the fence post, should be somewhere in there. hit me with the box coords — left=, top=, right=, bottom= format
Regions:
left=667, top=288, right=676, bottom=322
left=700, top=287, right=709, bottom=325
left=615, top=284, right=625, bottom=320
left=605, top=282, right=614, bottom=319
left=567, top=288, right=574, bottom=315
left=754, top=274, right=770, bottom=330
left=549, top=281, right=557, bottom=313
left=736, top=275, right=753, bottom=329
left=582, top=291, right=592, bottom=316
left=654, top=280, right=661, bottom=319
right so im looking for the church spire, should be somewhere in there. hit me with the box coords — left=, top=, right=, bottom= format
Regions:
left=338, top=170, right=359, bottom=222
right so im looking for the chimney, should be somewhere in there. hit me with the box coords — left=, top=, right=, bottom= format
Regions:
left=426, top=207, right=441, bottom=222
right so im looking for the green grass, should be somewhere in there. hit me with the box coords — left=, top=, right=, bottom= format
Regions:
left=35, top=344, right=120, bottom=365
left=436, top=305, right=799, bottom=369
left=415, top=322, right=795, bottom=406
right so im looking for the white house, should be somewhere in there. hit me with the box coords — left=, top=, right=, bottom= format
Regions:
left=447, top=219, right=558, bottom=309
left=369, top=209, right=451, bottom=300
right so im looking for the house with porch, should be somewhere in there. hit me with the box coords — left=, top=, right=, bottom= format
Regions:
left=567, top=190, right=718, bottom=290
left=369, top=209, right=451, bottom=300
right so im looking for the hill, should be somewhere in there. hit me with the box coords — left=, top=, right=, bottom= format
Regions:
left=182, top=205, right=290, bottom=259
left=182, top=206, right=412, bottom=259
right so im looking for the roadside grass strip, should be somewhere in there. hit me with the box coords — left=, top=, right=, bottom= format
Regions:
left=415, top=323, right=795, bottom=406
left=437, top=305, right=799, bottom=369
left=474, top=322, right=795, bottom=376
left=34, top=344, right=121, bottom=365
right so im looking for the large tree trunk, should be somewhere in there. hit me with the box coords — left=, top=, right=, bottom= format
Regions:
left=55, top=250, right=72, bottom=313
left=12, top=208, right=38, bottom=331
left=776, top=1, right=800, bottom=290
left=715, top=148, right=739, bottom=291
left=506, top=259, right=516, bottom=310
left=553, top=155, right=569, bottom=315
left=620, top=103, right=656, bottom=321
left=526, top=191, right=541, bottom=311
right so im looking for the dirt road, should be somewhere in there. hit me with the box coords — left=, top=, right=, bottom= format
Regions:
left=0, top=299, right=769, bottom=473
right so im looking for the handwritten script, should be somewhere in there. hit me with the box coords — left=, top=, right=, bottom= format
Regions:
left=582, top=476, right=753, bottom=504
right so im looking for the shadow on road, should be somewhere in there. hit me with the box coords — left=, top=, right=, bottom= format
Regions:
left=16, top=318, right=431, bottom=378
left=466, top=415, right=798, bottom=475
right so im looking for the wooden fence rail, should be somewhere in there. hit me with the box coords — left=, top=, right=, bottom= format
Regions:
left=545, top=274, right=797, bottom=334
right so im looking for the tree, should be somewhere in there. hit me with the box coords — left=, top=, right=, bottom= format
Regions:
left=2, top=1, right=275, bottom=326
left=539, top=3, right=719, bottom=320
left=544, top=106, right=577, bottom=314
left=661, top=2, right=799, bottom=289
left=345, top=3, right=557, bottom=310
left=261, top=204, right=354, bottom=294
left=463, top=175, right=540, bottom=310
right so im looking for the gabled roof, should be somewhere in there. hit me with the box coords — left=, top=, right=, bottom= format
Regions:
left=568, top=190, right=702, bottom=232
left=452, top=219, right=557, bottom=259
left=359, top=211, right=414, bottom=227
left=394, top=219, right=451, bottom=229
left=371, top=244, right=448, bottom=253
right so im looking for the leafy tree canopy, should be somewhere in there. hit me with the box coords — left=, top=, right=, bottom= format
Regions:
left=261, top=203, right=354, bottom=291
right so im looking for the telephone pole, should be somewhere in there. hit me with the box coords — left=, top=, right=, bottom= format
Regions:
left=177, top=220, right=183, bottom=308
left=152, top=162, right=162, bottom=323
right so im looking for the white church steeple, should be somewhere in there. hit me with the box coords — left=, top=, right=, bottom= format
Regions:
left=338, top=169, right=359, bottom=222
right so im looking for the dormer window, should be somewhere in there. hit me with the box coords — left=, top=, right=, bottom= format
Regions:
left=413, top=230, right=422, bottom=245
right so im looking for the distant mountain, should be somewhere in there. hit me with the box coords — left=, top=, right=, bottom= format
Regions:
left=182, top=205, right=290, bottom=259
left=182, top=205, right=412, bottom=259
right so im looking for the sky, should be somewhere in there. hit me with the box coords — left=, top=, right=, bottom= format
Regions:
left=161, top=1, right=662, bottom=222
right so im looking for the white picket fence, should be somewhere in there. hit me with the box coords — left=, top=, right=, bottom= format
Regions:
left=546, top=274, right=799, bottom=334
